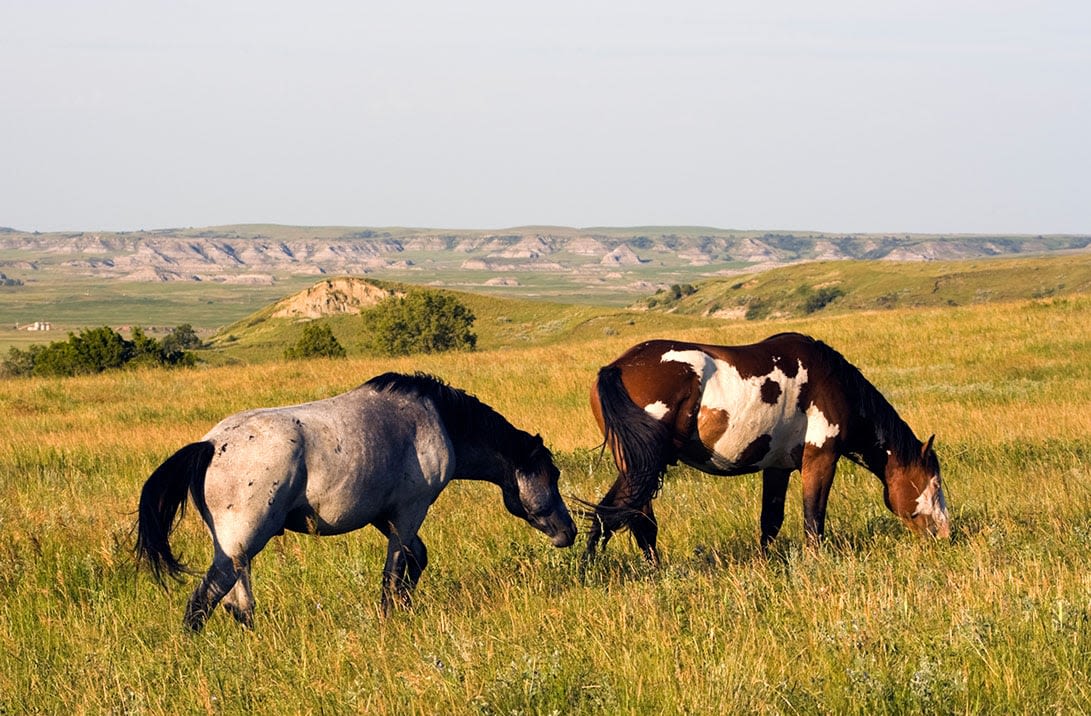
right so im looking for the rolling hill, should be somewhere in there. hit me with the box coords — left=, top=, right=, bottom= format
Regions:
left=198, top=251, right=1091, bottom=364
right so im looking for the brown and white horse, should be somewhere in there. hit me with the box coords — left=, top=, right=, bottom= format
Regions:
left=586, top=332, right=949, bottom=564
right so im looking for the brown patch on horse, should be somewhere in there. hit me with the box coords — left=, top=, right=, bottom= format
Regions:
left=696, top=406, right=730, bottom=451
left=723, top=351, right=776, bottom=380
left=775, top=353, right=800, bottom=378
left=789, top=442, right=804, bottom=467
left=760, top=378, right=781, bottom=405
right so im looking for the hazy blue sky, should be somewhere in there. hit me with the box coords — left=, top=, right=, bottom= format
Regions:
left=2, top=1, right=1088, bottom=234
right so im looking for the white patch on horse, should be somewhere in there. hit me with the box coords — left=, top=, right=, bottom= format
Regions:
left=643, top=400, right=670, bottom=420
left=914, top=475, right=948, bottom=522
left=663, top=349, right=810, bottom=470
left=804, top=403, right=840, bottom=447
left=661, top=349, right=714, bottom=381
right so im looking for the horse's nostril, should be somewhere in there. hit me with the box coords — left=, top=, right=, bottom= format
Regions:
left=552, top=530, right=576, bottom=548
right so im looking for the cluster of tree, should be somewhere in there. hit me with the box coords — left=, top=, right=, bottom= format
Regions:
left=646, top=283, right=697, bottom=309
left=361, top=290, right=476, bottom=356
left=744, top=285, right=846, bottom=320
left=284, top=290, right=477, bottom=360
left=2, top=324, right=201, bottom=378
left=1, top=288, right=479, bottom=374
left=284, top=323, right=346, bottom=360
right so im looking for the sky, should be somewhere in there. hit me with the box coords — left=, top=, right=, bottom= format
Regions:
left=2, top=1, right=1088, bottom=234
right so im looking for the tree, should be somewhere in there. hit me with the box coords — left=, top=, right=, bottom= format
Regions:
left=130, top=326, right=196, bottom=367
left=4, top=325, right=196, bottom=377
left=1, top=345, right=39, bottom=377
left=362, top=291, right=476, bottom=356
left=285, top=322, right=346, bottom=360
left=161, top=323, right=202, bottom=353
left=31, top=326, right=132, bottom=376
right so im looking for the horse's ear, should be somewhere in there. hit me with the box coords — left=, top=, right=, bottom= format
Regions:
left=922, top=434, right=935, bottom=457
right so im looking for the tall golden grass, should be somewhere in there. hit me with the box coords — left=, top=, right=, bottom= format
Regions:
left=1, top=295, right=1090, bottom=713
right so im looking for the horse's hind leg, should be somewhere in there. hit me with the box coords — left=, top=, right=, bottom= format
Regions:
left=760, top=468, right=792, bottom=553
left=583, top=479, right=625, bottom=561
left=220, top=560, right=255, bottom=628
left=629, top=501, right=659, bottom=567
left=184, top=553, right=241, bottom=632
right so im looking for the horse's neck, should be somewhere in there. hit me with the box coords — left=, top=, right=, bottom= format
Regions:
left=451, top=441, right=507, bottom=484
left=852, top=425, right=920, bottom=483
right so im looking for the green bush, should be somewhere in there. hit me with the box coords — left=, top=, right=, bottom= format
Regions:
left=362, top=290, right=476, bottom=356
left=160, top=323, right=202, bottom=353
left=285, top=322, right=346, bottom=360
left=1, top=325, right=196, bottom=377
left=803, top=286, right=846, bottom=313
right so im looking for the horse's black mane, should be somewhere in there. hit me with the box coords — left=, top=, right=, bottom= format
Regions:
left=809, top=338, right=921, bottom=466
left=363, top=372, right=545, bottom=467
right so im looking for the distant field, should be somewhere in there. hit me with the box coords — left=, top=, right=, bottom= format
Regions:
left=4, top=252, right=1090, bottom=360
left=0, top=275, right=322, bottom=352
left=2, top=287, right=1090, bottom=712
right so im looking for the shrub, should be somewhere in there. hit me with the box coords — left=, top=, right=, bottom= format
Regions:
left=1, top=325, right=196, bottom=377
left=745, top=299, right=770, bottom=321
left=160, top=323, right=202, bottom=353
left=285, top=323, right=346, bottom=360
left=803, top=286, right=845, bottom=314
left=362, top=291, right=476, bottom=356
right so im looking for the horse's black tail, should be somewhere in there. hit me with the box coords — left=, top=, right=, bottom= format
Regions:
left=594, top=365, right=673, bottom=530
left=135, top=441, right=215, bottom=586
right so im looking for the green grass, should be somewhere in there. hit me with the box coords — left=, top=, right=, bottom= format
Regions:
left=2, top=292, right=1091, bottom=712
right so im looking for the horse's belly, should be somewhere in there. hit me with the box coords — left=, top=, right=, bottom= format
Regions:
left=283, top=502, right=376, bottom=536
left=690, top=414, right=806, bottom=474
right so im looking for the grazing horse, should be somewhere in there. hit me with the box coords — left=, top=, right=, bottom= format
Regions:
left=586, top=332, right=949, bottom=564
left=136, top=372, right=576, bottom=631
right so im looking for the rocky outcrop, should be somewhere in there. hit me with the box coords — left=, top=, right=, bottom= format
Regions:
left=270, top=278, right=393, bottom=319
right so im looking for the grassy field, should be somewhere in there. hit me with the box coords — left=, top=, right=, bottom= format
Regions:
left=2, top=291, right=1091, bottom=713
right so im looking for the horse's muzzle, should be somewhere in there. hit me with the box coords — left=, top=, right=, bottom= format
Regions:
left=538, top=509, right=577, bottom=548
left=549, top=523, right=577, bottom=548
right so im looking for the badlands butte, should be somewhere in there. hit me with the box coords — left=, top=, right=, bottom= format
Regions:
left=1, top=225, right=1088, bottom=303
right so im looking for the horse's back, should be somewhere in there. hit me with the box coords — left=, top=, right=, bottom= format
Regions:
left=601, top=333, right=842, bottom=475
left=197, top=388, right=455, bottom=539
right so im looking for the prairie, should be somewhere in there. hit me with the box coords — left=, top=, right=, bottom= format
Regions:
left=1, top=293, right=1090, bottom=713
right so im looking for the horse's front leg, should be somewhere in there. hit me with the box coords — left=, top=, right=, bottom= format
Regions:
left=800, top=448, right=838, bottom=548
left=760, top=468, right=792, bottom=553
left=380, top=538, right=412, bottom=617
left=405, top=536, right=428, bottom=590
left=629, top=501, right=659, bottom=567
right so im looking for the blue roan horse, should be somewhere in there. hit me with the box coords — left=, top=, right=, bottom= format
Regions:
left=136, top=372, right=576, bottom=630
left=586, top=333, right=949, bottom=564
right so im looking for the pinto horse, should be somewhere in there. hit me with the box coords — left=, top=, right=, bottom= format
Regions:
left=136, top=372, right=576, bottom=630
left=586, top=332, right=949, bottom=564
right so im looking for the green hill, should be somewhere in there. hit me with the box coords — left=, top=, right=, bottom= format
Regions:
left=198, top=252, right=1091, bottom=365
left=650, top=252, right=1091, bottom=319
left=203, top=277, right=710, bottom=364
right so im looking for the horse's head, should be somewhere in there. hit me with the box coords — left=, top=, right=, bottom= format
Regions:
left=501, top=434, right=577, bottom=548
left=885, top=435, right=950, bottom=539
